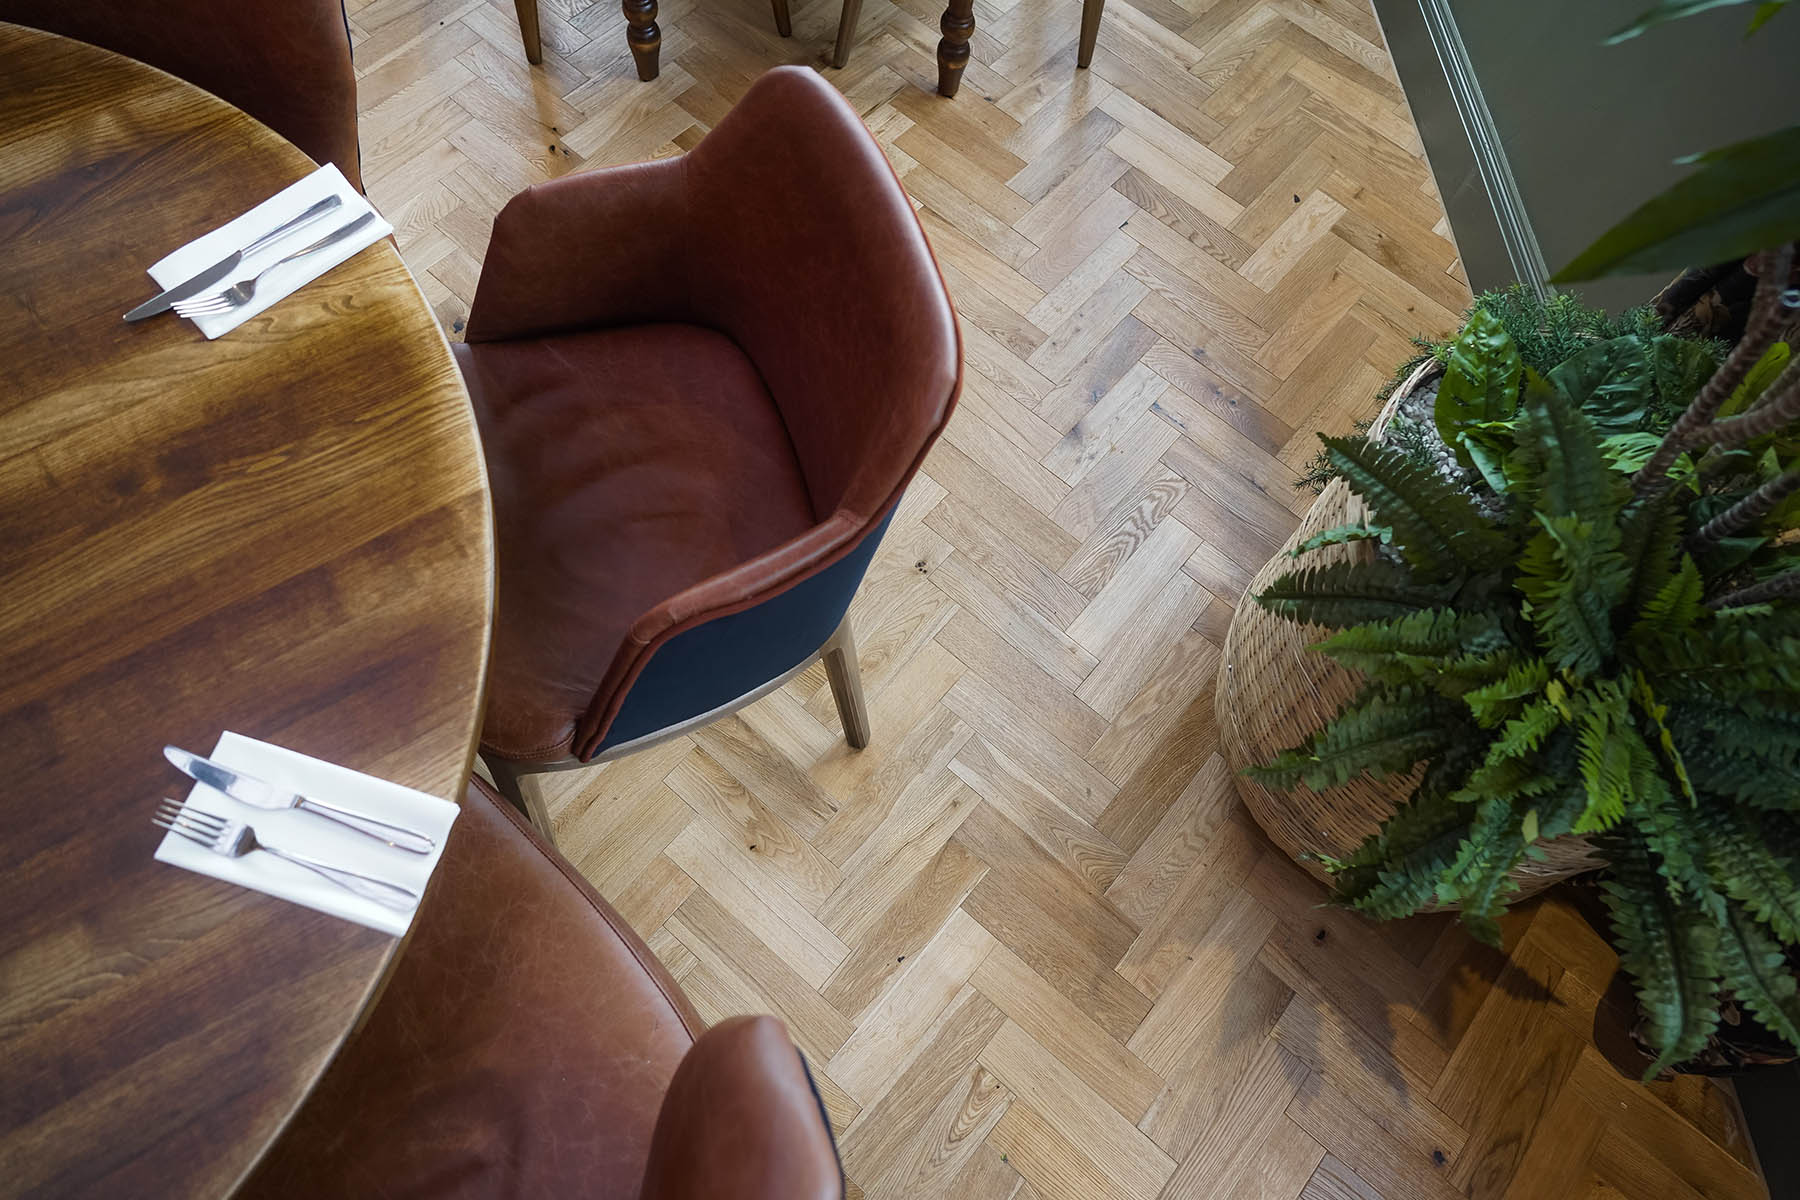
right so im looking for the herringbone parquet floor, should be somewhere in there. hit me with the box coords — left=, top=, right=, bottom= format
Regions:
left=348, top=0, right=1771, bottom=1194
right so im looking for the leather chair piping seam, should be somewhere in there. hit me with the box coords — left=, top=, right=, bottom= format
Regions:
left=477, top=779, right=705, bottom=1042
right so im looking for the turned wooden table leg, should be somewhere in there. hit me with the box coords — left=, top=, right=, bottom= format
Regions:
left=624, top=0, right=661, bottom=81
left=1077, top=0, right=1104, bottom=68
left=935, top=0, right=974, bottom=97
left=513, top=0, right=543, bottom=64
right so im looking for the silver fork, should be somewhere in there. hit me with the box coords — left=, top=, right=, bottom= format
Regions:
left=173, top=212, right=379, bottom=318
left=154, top=799, right=418, bottom=911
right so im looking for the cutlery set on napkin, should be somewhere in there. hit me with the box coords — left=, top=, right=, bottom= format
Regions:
left=125, top=163, right=393, bottom=338
left=153, top=732, right=459, bottom=936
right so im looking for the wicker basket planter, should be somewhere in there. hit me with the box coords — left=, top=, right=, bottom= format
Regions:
left=1215, top=360, right=1603, bottom=902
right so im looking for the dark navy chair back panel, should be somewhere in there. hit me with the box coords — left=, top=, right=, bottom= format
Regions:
left=597, top=509, right=896, bottom=751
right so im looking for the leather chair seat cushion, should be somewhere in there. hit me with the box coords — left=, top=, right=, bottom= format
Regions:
left=239, top=776, right=703, bottom=1199
left=455, top=324, right=819, bottom=759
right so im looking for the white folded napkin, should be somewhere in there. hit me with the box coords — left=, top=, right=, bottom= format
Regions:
left=153, top=731, right=460, bottom=936
left=145, top=163, right=393, bottom=339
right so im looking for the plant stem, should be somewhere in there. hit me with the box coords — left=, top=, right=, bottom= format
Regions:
left=1699, top=361, right=1800, bottom=450
left=1710, top=566, right=1800, bottom=608
left=1690, top=465, right=1800, bottom=549
left=1635, top=244, right=1797, bottom=495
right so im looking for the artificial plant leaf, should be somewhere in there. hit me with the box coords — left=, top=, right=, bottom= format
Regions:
left=1573, top=682, right=1642, bottom=832
left=1606, top=0, right=1783, bottom=42
left=1515, top=374, right=1629, bottom=524
left=1314, top=609, right=1509, bottom=684
left=1703, top=810, right=1800, bottom=943
left=1551, top=125, right=1800, bottom=282
left=1435, top=308, right=1522, bottom=469
left=1320, top=435, right=1511, bottom=577
left=1650, top=335, right=1725, bottom=421
left=1481, top=695, right=1565, bottom=768
left=1716, top=902, right=1800, bottom=1050
left=1256, top=559, right=1454, bottom=629
left=1716, top=342, right=1790, bottom=420
left=1603, top=835, right=1722, bottom=1077
left=1630, top=555, right=1705, bottom=641
left=1461, top=434, right=1514, bottom=493
left=1747, top=0, right=1792, bottom=33
left=1441, top=791, right=1529, bottom=945
left=1463, top=657, right=1551, bottom=727
left=1288, top=521, right=1392, bottom=557
left=1548, top=336, right=1652, bottom=434
left=1518, top=515, right=1630, bottom=675
left=1247, top=685, right=1464, bottom=792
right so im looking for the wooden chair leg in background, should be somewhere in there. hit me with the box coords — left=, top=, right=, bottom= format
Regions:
left=831, top=0, right=864, bottom=69
left=1077, top=0, right=1104, bottom=68
left=623, top=0, right=661, bottom=81
left=821, top=615, right=871, bottom=750
left=771, top=0, right=793, bottom=37
left=512, top=0, right=543, bottom=64
left=934, top=0, right=974, bottom=97
left=484, top=754, right=556, bottom=841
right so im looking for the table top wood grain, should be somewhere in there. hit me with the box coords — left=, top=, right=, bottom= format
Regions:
left=0, top=22, right=493, bottom=1197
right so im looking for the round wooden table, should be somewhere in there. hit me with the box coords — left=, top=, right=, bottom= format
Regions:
left=0, top=22, right=494, bottom=1198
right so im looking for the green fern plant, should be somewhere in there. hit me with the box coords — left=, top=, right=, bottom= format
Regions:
left=1252, top=244, right=1800, bottom=1075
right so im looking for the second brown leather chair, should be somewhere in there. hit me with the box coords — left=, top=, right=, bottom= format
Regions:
left=239, top=776, right=844, bottom=1199
left=0, top=0, right=362, bottom=190
left=457, top=66, right=960, bottom=830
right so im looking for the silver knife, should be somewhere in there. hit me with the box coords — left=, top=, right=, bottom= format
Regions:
left=163, top=745, right=435, bottom=854
left=125, top=195, right=343, bottom=322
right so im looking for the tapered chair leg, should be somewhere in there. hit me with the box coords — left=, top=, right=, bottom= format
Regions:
left=485, top=754, right=556, bottom=841
left=513, top=0, right=544, bottom=64
left=821, top=616, right=871, bottom=750
left=1077, top=0, right=1104, bottom=68
left=832, top=0, right=864, bottom=68
left=771, top=0, right=793, bottom=37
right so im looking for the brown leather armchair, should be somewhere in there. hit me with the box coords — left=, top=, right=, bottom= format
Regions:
left=238, top=775, right=844, bottom=1199
left=456, top=66, right=960, bottom=830
left=0, top=0, right=361, bottom=190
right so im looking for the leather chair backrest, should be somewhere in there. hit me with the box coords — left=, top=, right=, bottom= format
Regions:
left=0, top=0, right=362, bottom=190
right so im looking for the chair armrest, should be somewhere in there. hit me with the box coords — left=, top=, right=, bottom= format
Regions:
left=464, top=156, right=694, bottom=343
left=639, top=1016, right=844, bottom=1200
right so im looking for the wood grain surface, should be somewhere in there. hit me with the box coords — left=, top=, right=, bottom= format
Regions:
left=0, top=22, right=492, bottom=1198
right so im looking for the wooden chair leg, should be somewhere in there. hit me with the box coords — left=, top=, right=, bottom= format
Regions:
left=935, top=0, right=974, bottom=97
left=623, top=0, right=661, bottom=81
left=512, top=0, right=544, bottom=65
left=831, top=0, right=864, bottom=69
left=484, top=754, right=557, bottom=842
left=821, top=615, right=871, bottom=750
left=1076, top=0, right=1104, bottom=68
left=771, top=0, right=793, bottom=37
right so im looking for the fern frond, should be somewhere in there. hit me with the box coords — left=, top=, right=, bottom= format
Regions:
left=1702, top=810, right=1800, bottom=945
left=1629, top=555, right=1705, bottom=642
left=1319, top=435, right=1511, bottom=577
left=1716, top=902, right=1800, bottom=1050
left=1288, top=522, right=1393, bottom=558
left=1256, top=560, right=1455, bottom=629
left=1464, top=658, right=1551, bottom=727
left=1514, top=373, right=1630, bottom=524
left=1518, top=515, right=1630, bottom=676
left=1603, top=833, right=1722, bottom=1077
left=1442, top=793, right=1529, bottom=945
left=1247, top=685, right=1463, bottom=792
left=1573, top=682, right=1641, bottom=833
left=1482, top=696, right=1565, bottom=769
left=1314, top=609, right=1507, bottom=684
